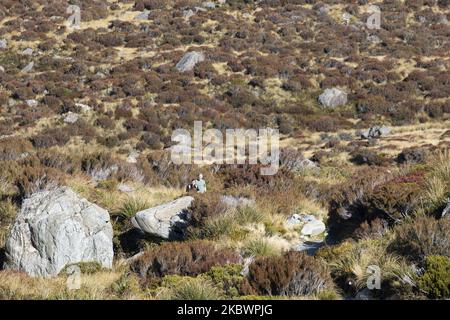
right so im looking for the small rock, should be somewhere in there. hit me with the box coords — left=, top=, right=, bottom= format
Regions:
left=285, top=213, right=302, bottom=226
left=0, top=39, right=7, bottom=49
left=301, top=220, right=326, bottom=237
left=367, top=34, right=381, bottom=44
left=127, top=150, right=140, bottom=164
left=361, top=125, right=391, bottom=139
left=294, top=241, right=324, bottom=256
left=26, top=99, right=38, bottom=107
left=135, top=10, right=150, bottom=20
left=202, top=1, right=216, bottom=9
left=220, top=195, right=255, bottom=209
left=183, top=9, right=195, bottom=19
left=63, top=111, right=79, bottom=124
left=21, top=62, right=34, bottom=73
left=132, top=196, right=194, bottom=240
left=91, top=164, right=119, bottom=182
left=75, top=103, right=92, bottom=113
left=318, top=88, right=348, bottom=108
left=441, top=199, right=450, bottom=218
left=355, top=288, right=373, bottom=300
left=176, top=51, right=205, bottom=72
left=118, top=184, right=134, bottom=193
left=286, top=214, right=318, bottom=227
left=0, top=66, right=5, bottom=73
left=21, top=48, right=33, bottom=56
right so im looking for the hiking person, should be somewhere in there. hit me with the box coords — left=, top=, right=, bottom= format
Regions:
left=196, top=174, right=207, bottom=193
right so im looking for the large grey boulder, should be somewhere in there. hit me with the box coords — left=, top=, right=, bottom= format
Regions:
left=176, top=51, right=205, bottom=72
left=3, top=187, right=113, bottom=277
left=131, top=196, right=194, bottom=240
left=318, top=88, right=348, bottom=108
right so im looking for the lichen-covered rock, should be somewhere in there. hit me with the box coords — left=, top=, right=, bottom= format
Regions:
left=3, top=187, right=114, bottom=277
left=175, top=51, right=205, bottom=72
left=131, top=196, right=194, bottom=240
left=361, top=125, right=391, bottom=139
left=318, top=88, right=348, bottom=108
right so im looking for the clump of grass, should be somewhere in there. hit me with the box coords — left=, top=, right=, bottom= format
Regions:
left=235, top=206, right=264, bottom=225
left=0, top=199, right=17, bottom=247
left=158, top=276, right=223, bottom=300
left=117, top=197, right=150, bottom=218
left=242, top=238, right=279, bottom=258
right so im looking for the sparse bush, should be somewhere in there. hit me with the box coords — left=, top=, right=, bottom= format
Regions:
left=242, top=252, right=333, bottom=296
left=130, top=241, right=241, bottom=285
left=418, top=255, right=450, bottom=299
left=389, top=216, right=450, bottom=264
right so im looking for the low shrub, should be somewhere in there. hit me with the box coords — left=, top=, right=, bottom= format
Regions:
left=418, top=255, right=450, bottom=299
left=160, top=276, right=224, bottom=300
left=130, top=241, right=241, bottom=285
left=242, top=252, right=333, bottom=296
left=204, top=264, right=245, bottom=298
left=389, top=215, right=450, bottom=264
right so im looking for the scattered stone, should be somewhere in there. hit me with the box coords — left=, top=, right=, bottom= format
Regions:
left=127, top=150, right=140, bottom=164
left=301, top=220, right=326, bottom=237
left=286, top=213, right=317, bottom=227
left=220, top=195, right=255, bottom=209
left=361, top=125, right=391, bottom=139
left=0, top=66, right=4, bottom=73
left=240, top=257, right=253, bottom=277
left=90, top=164, right=119, bottom=182
left=0, top=39, right=7, bottom=49
left=3, top=187, right=113, bottom=277
left=183, top=9, right=195, bottom=19
left=118, top=184, right=134, bottom=193
left=318, top=88, right=348, bottom=108
left=135, top=10, right=150, bottom=20
left=131, top=196, right=194, bottom=240
left=26, top=99, right=38, bottom=107
left=63, top=111, right=79, bottom=124
left=441, top=199, right=450, bottom=218
left=202, top=1, right=216, bottom=9
left=354, top=288, right=373, bottom=300
left=75, top=103, right=92, bottom=113
left=21, top=61, right=34, bottom=73
left=21, top=48, right=33, bottom=56
left=294, top=241, right=324, bottom=256
left=317, top=5, right=329, bottom=15
left=367, top=34, right=382, bottom=44
left=176, top=51, right=205, bottom=72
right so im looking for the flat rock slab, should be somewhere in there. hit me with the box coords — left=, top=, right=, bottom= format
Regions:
left=132, top=196, right=194, bottom=240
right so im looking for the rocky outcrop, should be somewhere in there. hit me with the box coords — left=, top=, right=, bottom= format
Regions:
left=3, top=187, right=114, bottom=277
left=361, top=125, right=391, bottom=139
left=131, top=196, right=194, bottom=240
left=318, top=88, right=348, bottom=108
left=175, top=51, right=205, bottom=72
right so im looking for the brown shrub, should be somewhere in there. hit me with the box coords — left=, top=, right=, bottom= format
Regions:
left=242, top=251, right=333, bottom=296
left=389, top=215, right=450, bottom=264
left=0, top=137, right=33, bottom=161
left=130, top=240, right=241, bottom=285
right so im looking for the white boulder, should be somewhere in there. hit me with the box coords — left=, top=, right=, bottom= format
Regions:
left=3, top=187, right=114, bottom=277
left=131, top=196, right=194, bottom=240
left=318, top=88, right=348, bottom=108
left=176, top=51, right=205, bottom=72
